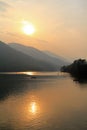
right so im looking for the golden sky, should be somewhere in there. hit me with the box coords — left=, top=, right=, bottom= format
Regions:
left=0, top=0, right=87, bottom=60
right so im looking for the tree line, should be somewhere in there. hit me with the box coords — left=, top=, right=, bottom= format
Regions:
left=61, top=59, right=87, bottom=78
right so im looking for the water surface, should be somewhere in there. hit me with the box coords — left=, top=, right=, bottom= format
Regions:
left=0, top=72, right=87, bottom=130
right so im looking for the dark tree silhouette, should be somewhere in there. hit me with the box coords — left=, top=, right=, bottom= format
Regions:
left=61, top=59, right=87, bottom=78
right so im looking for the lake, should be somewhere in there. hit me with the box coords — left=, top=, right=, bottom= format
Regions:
left=0, top=72, right=87, bottom=130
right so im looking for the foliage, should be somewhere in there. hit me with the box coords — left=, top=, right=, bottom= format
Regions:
left=61, top=59, right=87, bottom=78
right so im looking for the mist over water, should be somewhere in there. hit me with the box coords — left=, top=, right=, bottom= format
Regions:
left=0, top=72, right=87, bottom=130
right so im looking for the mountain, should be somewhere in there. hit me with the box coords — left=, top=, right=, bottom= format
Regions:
left=9, top=43, right=69, bottom=69
left=43, top=50, right=70, bottom=63
left=0, top=41, right=58, bottom=72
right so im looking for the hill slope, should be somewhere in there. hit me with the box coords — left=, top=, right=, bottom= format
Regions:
left=0, top=41, right=58, bottom=72
left=9, top=43, right=68, bottom=69
left=43, top=50, right=70, bottom=63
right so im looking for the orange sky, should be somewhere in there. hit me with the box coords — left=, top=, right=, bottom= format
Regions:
left=0, top=0, right=87, bottom=60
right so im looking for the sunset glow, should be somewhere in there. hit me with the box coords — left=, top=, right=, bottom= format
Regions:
left=0, top=0, right=87, bottom=59
left=22, top=21, right=35, bottom=35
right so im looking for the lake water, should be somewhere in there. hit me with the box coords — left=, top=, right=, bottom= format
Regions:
left=0, top=72, right=87, bottom=130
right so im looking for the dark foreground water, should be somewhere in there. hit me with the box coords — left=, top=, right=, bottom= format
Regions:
left=0, top=72, right=87, bottom=130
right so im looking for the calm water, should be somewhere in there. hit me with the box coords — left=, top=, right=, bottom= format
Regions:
left=0, top=72, right=87, bottom=130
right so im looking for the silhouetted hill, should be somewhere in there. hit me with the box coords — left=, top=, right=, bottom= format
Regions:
left=9, top=43, right=69, bottom=69
left=0, top=41, right=58, bottom=72
left=43, top=50, right=70, bottom=64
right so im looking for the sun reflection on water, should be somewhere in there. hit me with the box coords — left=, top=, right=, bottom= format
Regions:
left=29, top=101, right=39, bottom=115
left=30, top=102, right=37, bottom=114
left=22, top=72, right=35, bottom=76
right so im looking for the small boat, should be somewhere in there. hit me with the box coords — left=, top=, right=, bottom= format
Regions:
left=31, top=76, right=37, bottom=79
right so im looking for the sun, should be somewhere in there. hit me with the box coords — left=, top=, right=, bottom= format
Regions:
left=22, top=21, right=35, bottom=35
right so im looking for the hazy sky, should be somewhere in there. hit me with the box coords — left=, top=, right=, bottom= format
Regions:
left=0, top=0, right=87, bottom=60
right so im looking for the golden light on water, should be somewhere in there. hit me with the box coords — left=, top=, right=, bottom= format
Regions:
left=22, top=21, right=35, bottom=35
left=21, top=71, right=35, bottom=75
left=26, top=72, right=34, bottom=76
left=29, top=102, right=38, bottom=115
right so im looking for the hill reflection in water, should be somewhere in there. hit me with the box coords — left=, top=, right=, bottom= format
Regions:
left=0, top=72, right=62, bottom=101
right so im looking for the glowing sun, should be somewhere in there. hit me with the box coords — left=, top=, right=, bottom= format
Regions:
left=22, top=21, right=35, bottom=35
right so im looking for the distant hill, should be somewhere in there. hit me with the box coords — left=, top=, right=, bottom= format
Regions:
left=0, top=41, right=59, bottom=72
left=9, top=43, right=69, bottom=70
left=43, top=50, right=70, bottom=64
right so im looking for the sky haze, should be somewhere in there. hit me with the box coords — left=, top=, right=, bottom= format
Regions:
left=0, top=0, right=87, bottom=60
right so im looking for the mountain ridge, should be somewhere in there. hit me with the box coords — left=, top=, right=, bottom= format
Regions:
left=0, top=41, right=58, bottom=72
left=9, top=43, right=69, bottom=69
